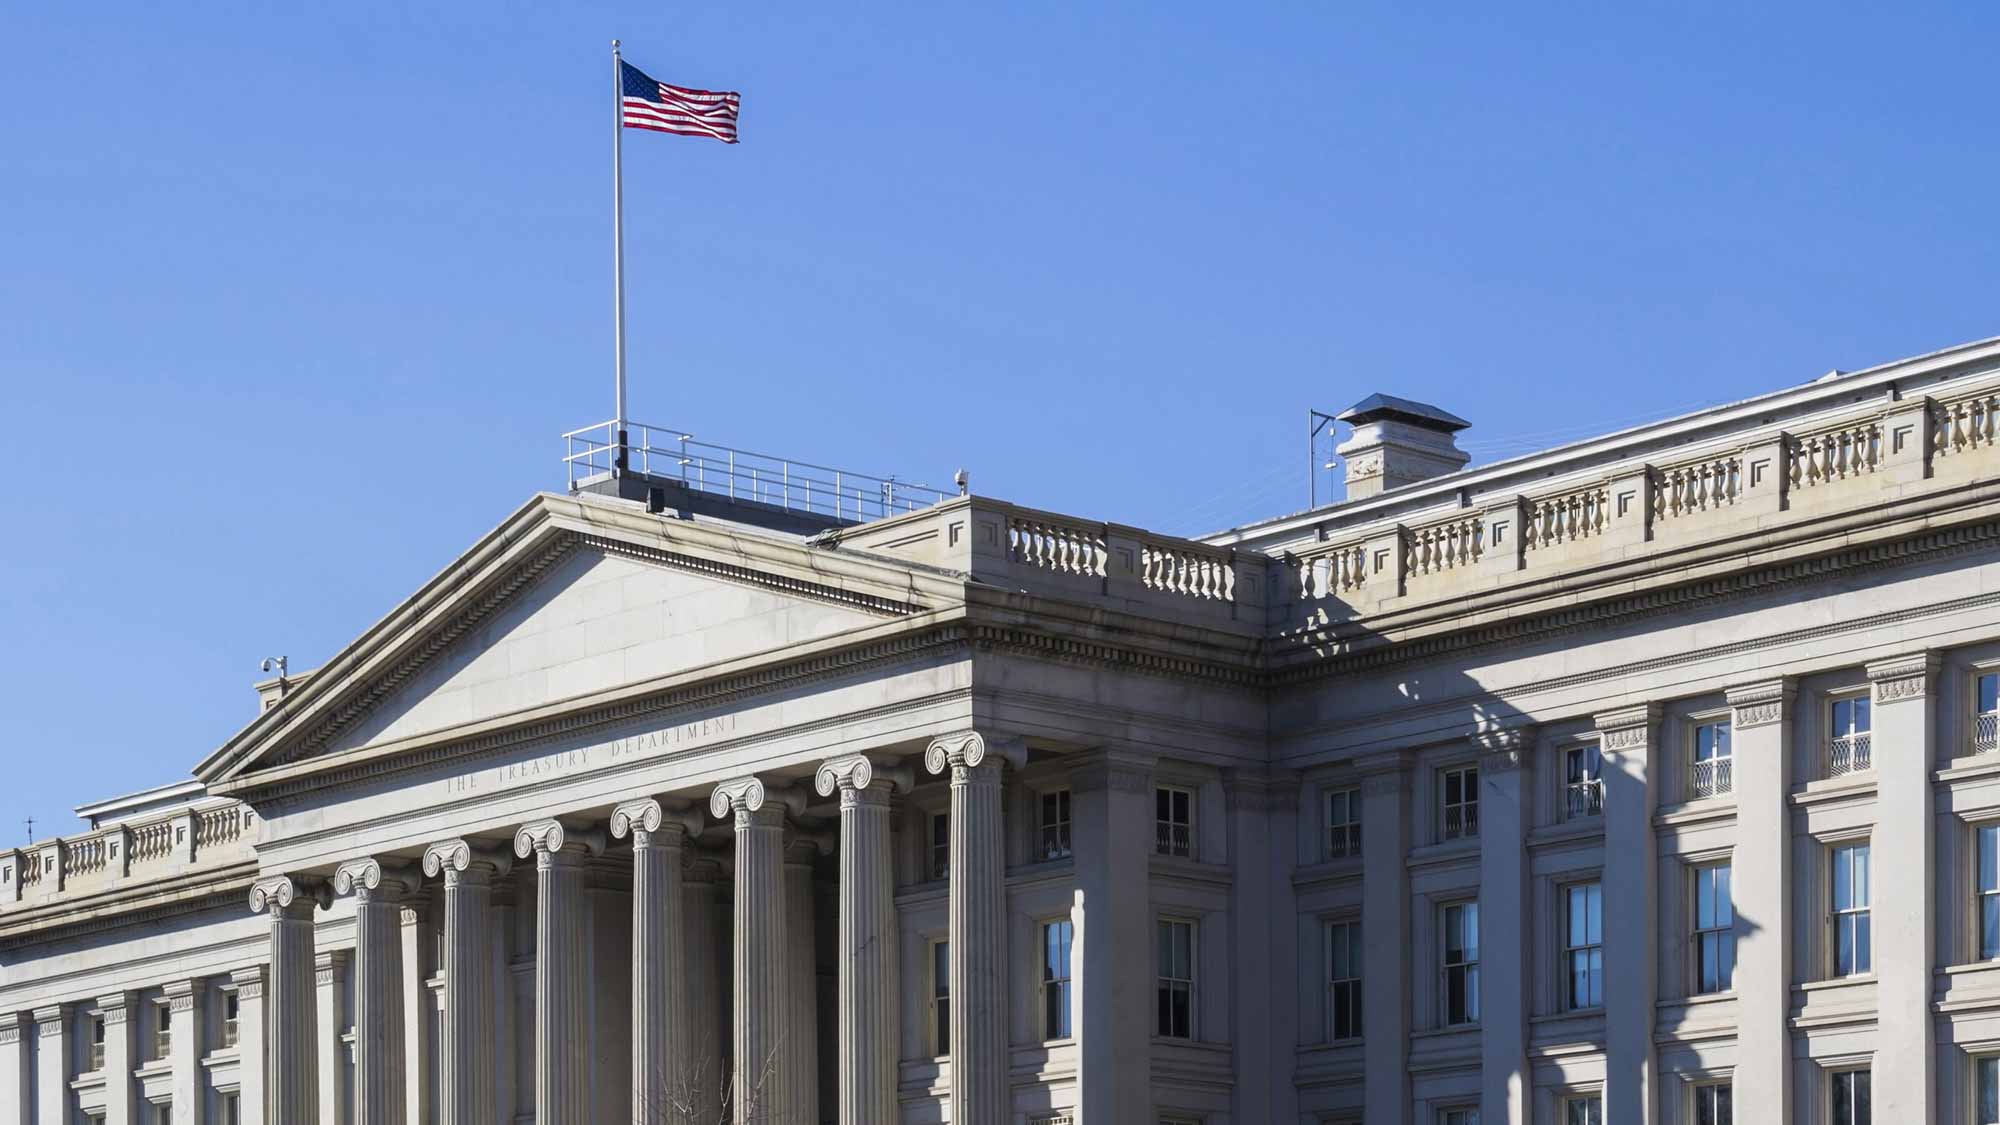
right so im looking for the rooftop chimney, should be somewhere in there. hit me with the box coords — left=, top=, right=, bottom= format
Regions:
left=1334, top=393, right=1471, bottom=500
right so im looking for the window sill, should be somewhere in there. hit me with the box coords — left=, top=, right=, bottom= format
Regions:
left=1660, top=989, right=1737, bottom=1008
left=1792, top=774, right=1876, bottom=807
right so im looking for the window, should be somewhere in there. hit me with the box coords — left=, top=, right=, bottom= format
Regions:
left=1829, top=1068, right=1870, bottom=1125
left=1441, top=766, right=1479, bottom=840
left=1980, top=825, right=2000, bottom=960
left=1979, top=1056, right=2000, bottom=1125
left=1039, top=789, right=1072, bottom=861
left=1441, top=901, right=1480, bottom=1026
left=1831, top=842, right=1872, bottom=976
left=219, top=1093, right=240, bottom=1125
left=89, top=1013, right=106, bottom=1071
left=1563, top=1095, right=1602, bottom=1125
left=151, top=998, right=172, bottom=1060
left=929, top=939, right=950, bottom=1055
left=1564, top=883, right=1604, bottom=1010
left=1041, top=920, right=1073, bottom=1040
left=1439, top=1109, right=1480, bottom=1125
left=222, top=990, right=240, bottom=1048
left=1156, top=787, right=1194, bottom=858
left=1326, top=919, right=1362, bottom=1041
left=1325, top=787, right=1362, bottom=859
left=1157, top=919, right=1195, bottom=1038
left=1564, top=745, right=1603, bottom=819
left=1693, top=1082, right=1733, bottom=1125
left=1692, top=719, right=1733, bottom=798
left=147, top=1102, right=173, bottom=1125
left=1827, top=694, right=1872, bottom=776
left=928, top=812, right=950, bottom=881
left=1979, top=673, right=2000, bottom=754
left=1694, top=864, right=1735, bottom=994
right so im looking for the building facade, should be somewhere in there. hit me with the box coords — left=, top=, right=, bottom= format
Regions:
left=8, top=336, right=2000, bottom=1124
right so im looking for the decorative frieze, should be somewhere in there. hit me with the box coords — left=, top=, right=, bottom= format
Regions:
left=1727, top=680, right=1794, bottom=729
left=1868, top=653, right=1939, bottom=703
left=1595, top=703, right=1660, bottom=755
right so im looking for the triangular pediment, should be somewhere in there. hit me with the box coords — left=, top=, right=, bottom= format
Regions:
left=198, top=492, right=964, bottom=787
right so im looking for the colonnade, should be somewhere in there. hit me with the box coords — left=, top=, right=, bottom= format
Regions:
left=246, top=732, right=1018, bottom=1125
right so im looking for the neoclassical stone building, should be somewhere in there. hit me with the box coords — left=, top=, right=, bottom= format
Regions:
left=9, top=334, right=2000, bottom=1125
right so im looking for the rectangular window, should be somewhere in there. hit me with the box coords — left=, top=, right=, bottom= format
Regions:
left=1831, top=842, right=1872, bottom=976
left=1830, top=1069, right=1870, bottom=1125
left=1440, top=1109, right=1480, bottom=1125
left=1157, top=919, right=1195, bottom=1039
left=1039, top=789, right=1072, bottom=861
left=929, top=812, right=950, bottom=882
left=1441, top=766, right=1479, bottom=840
left=1827, top=695, right=1873, bottom=776
left=1693, top=1082, right=1733, bottom=1125
left=1692, top=719, right=1734, bottom=798
left=89, top=1013, right=106, bottom=1071
left=1979, top=672, right=2000, bottom=754
left=1981, top=825, right=2000, bottom=961
left=222, top=989, right=240, bottom=1049
left=1042, top=920, right=1073, bottom=1040
left=1979, top=1056, right=2000, bottom=1125
left=1442, top=901, right=1480, bottom=1026
left=219, top=1094, right=240, bottom=1125
left=1565, top=744, right=1604, bottom=819
left=930, top=939, right=950, bottom=1055
left=1156, top=787, right=1195, bottom=858
left=1563, top=1096, right=1602, bottom=1125
left=151, top=998, right=172, bottom=1061
left=1325, top=787, right=1362, bottom=860
left=1694, top=864, right=1735, bottom=994
left=1564, top=883, right=1604, bottom=1010
left=1326, top=919, right=1362, bottom=1041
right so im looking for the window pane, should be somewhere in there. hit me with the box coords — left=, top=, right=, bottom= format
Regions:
left=1984, top=826, right=2000, bottom=893
left=1983, top=673, right=2000, bottom=715
left=1985, top=895, right=2000, bottom=961
left=1981, top=1057, right=1999, bottom=1124
left=1834, top=846, right=1853, bottom=909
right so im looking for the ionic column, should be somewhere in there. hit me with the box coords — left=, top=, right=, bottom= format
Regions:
left=33, top=1005, right=65, bottom=1125
left=332, top=859, right=416, bottom=1125
left=514, top=819, right=605, bottom=1125
left=1071, top=750, right=1156, bottom=1125
left=682, top=855, right=727, bottom=1102
left=711, top=777, right=790, bottom=1124
left=1727, top=680, right=1793, bottom=1124
left=229, top=968, right=268, bottom=1125
left=1869, top=654, right=1938, bottom=1124
left=163, top=981, right=206, bottom=1125
left=1597, top=706, right=1660, bottom=1125
left=1356, top=752, right=1412, bottom=1125
left=816, top=755, right=911, bottom=1125
left=313, top=951, right=350, bottom=1125
left=1476, top=728, right=1532, bottom=1125
left=611, top=799, right=703, bottom=1120
left=924, top=731, right=1018, bottom=1125
left=98, top=992, right=134, bottom=1125
left=249, top=875, right=326, bottom=1124
left=424, top=839, right=513, bottom=1125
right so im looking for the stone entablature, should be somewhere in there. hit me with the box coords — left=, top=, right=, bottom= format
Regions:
left=0, top=797, right=254, bottom=914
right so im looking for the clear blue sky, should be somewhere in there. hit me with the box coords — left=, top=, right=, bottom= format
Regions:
left=3, top=2, right=1996, bottom=842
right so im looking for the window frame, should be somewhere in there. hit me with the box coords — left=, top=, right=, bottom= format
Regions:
left=1691, top=1080, right=1733, bottom=1125
left=1560, top=1093, right=1603, bottom=1125
left=1440, top=900, right=1480, bottom=1027
left=928, top=937, right=950, bottom=1057
left=1563, top=743, right=1604, bottom=820
left=1438, top=1108, right=1480, bottom=1125
left=1325, top=786, right=1362, bottom=860
left=1692, top=862, right=1736, bottom=995
left=1828, top=1066, right=1871, bottom=1125
left=1977, top=669, right=2000, bottom=755
left=1829, top=840, right=1873, bottom=978
left=1155, top=786, right=1196, bottom=859
left=1440, top=765, right=1480, bottom=841
left=1980, top=821, right=2000, bottom=962
left=928, top=811, right=951, bottom=882
left=1562, top=881, right=1605, bottom=1011
left=1156, top=917, right=1196, bottom=1040
left=1325, top=917, right=1363, bottom=1042
left=1038, top=788, right=1073, bottom=862
left=1977, top=1053, right=2000, bottom=1125
left=1040, top=919, right=1074, bottom=1041
left=1825, top=691, right=1873, bottom=777
left=1690, top=715, right=1734, bottom=799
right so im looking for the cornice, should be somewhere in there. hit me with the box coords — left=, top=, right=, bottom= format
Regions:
left=0, top=865, right=258, bottom=952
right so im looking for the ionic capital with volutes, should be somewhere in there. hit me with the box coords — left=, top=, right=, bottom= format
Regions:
left=815, top=753, right=916, bottom=805
left=923, top=730, right=1027, bottom=780
left=332, top=857, right=420, bottom=904
left=421, top=838, right=513, bottom=886
left=249, top=873, right=330, bottom=918
left=609, top=797, right=706, bottom=849
left=512, top=819, right=606, bottom=868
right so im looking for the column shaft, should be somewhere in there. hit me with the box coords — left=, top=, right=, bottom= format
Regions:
left=783, top=840, right=819, bottom=1125
left=730, top=802, right=788, bottom=1124
left=1073, top=753, right=1153, bottom=1125
left=1358, top=756, right=1412, bottom=1125
left=949, top=758, right=1008, bottom=1125
left=333, top=861, right=412, bottom=1125
left=1598, top=708, right=1659, bottom=1125
left=1729, top=681, right=1793, bottom=1123
left=1870, top=655, right=1937, bottom=1124
left=314, top=952, right=350, bottom=1125
left=1477, top=733, right=1530, bottom=1125
left=165, top=981, right=206, bottom=1125
left=836, top=782, right=898, bottom=1124
left=33, top=1007, right=65, bottom=1125
left=628, top=821, right=688, bottom=1121
left=537, top=850, right=592, bottom=1125
left=264, top=899, right=322, bottom=1122
left=683, top=858, right=727, bottom=1109
left=429, top=845, right=502, bottom=1125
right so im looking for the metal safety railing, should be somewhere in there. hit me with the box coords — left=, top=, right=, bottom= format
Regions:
left=563, top=420, right=953, bottom=525
left=1691, top=756, right=1734, bottom=799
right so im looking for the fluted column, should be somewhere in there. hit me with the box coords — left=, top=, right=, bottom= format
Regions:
left=712, top=777, right=789, bottom=1124
left=816, top=755, right=909, bottom=1125
left=1597, top=706, right=1660, bottom=1125
left=163, top=982, right=206, bottom=1125
left=925, top=732, right=1016, bottom=1125
left=333, top=859, right=415, bottom=1125
left=33, top=1005, right=65, bottom=1125
left=425, top=839, right=512, bottom=1125
left=1869, top=654, right=1938, bottom=1125
left=1476, top=729, right=1532, bottom=1125
left=249, top=875, right=326, bottom=1125
left=612, top=798, right=703, bottom=1121
left=682, top=855, right=727, bottom=1105
left=515, top=819, right=606, bottom=1125
left=313, top=952, right=350, bottom=1125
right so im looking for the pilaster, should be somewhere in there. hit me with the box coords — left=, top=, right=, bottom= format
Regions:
left=1727, top=678, right=1794, bottom=1124
left=712, top=776, right=791, bottom=1125
left=98, top=992, right=135, bottom=1125
left=1595, top=705, right=1660, bottom=1125
left=0, top=1012, right=27, bottom=1125
left=817, top=755, right=911, bottom=1124
left=925, top=731, right=1020, bottom=1125
left=162, top=981, right=208, bottom=1125
left=1071, top=748, right=1155, bottom=1125
left=228, top=968, right=267, bottom=1125
left=334, top=858, right=417, bottom=1125
left=34, top=1005, right=66, bottom=1125
left=610, top=799, right=701, bottom=1120
left=249, top=875, right=326, bottom=1125
left=1356, top=750, right=1413, bottom=1125
left=424, top=838, right=513, bottom=1125
left=514, top=819, right=606, bottom=1125
left=313, top=951, right=350, bottom=1125
left=1475, top=726, right=1533, bottom=1125
left=1225, top=766, right=1297, bottom=1124
left=1868, top=653, right=1939, bottom=1125
left=399, top=892, right=437, bottom=1125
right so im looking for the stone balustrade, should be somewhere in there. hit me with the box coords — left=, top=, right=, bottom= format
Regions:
left=0, top=800, right=256, bottom=911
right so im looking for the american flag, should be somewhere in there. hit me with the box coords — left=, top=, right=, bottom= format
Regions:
left=620, top=61, right=740, bottom=143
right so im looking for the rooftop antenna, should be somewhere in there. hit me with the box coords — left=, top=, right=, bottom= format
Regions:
left=1309, top=409, right=1340, bottom=509
left=24, top=816, right=33, bottom=844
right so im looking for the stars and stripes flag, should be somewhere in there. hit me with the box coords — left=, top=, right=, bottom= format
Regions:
left=620, top=60, right=741, bottom=143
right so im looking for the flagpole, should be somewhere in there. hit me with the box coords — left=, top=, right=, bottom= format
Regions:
left=611, top=38, right=630, bottom=475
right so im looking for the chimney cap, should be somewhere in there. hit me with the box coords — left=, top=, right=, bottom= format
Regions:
left=1336, top=393, right=1470, bottom=433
